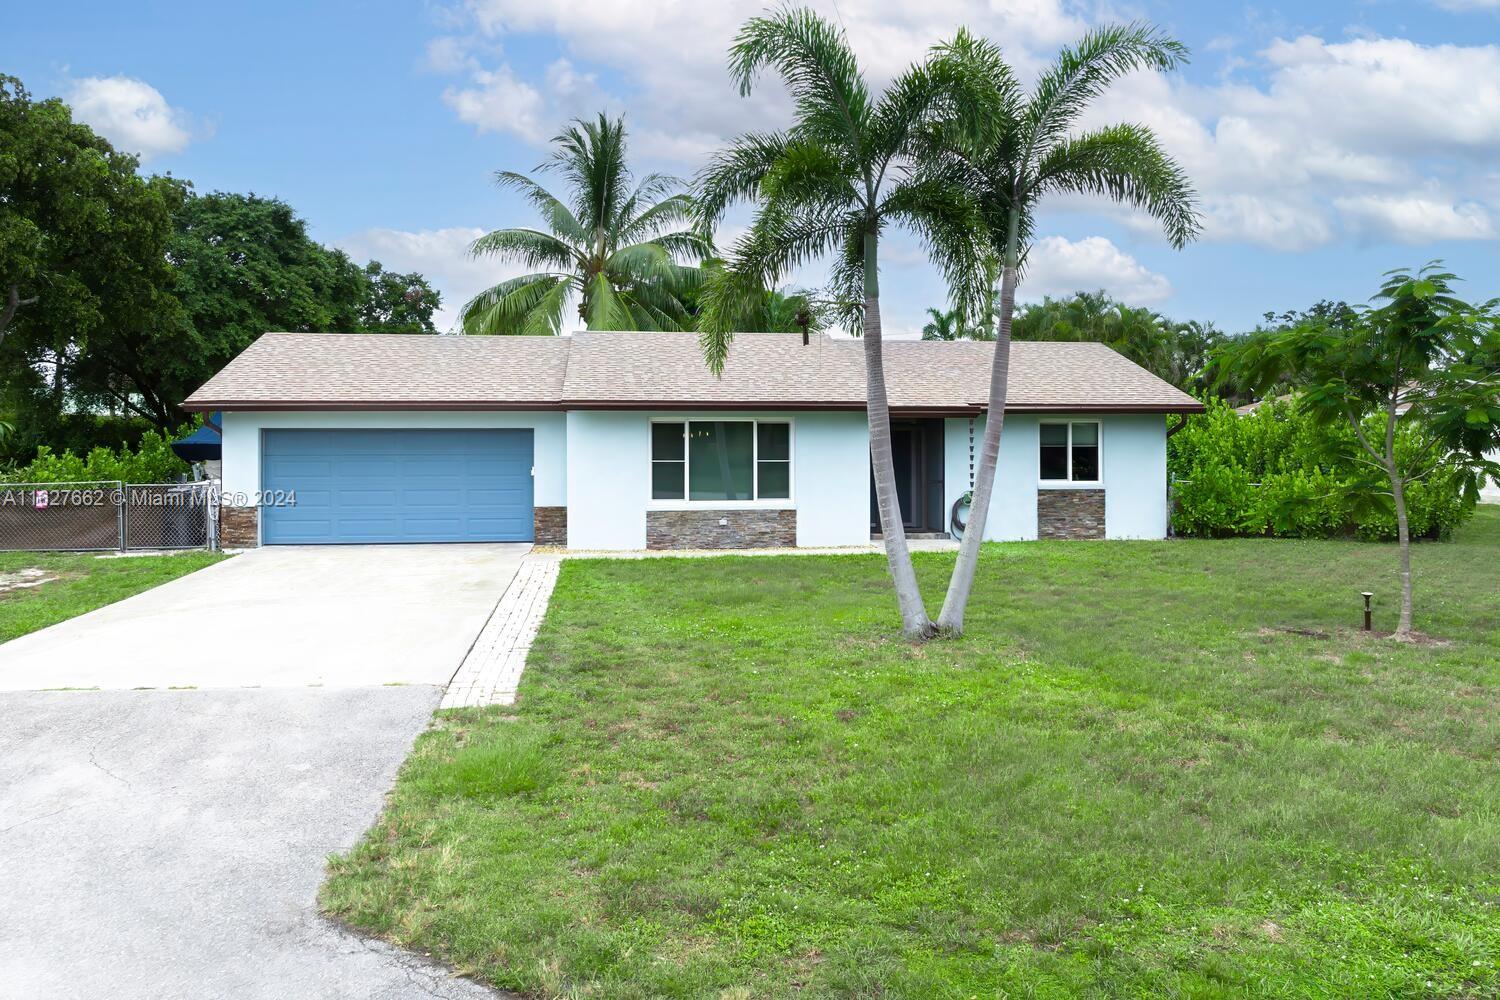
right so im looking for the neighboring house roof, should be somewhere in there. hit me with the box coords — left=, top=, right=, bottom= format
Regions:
left=182, top=331, right=1205, bottom=414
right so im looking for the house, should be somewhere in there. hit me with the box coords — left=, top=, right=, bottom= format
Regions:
left=182, top=331, right=1204, bottom=549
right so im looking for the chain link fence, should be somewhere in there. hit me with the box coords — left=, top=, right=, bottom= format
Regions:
left=0, top=480, right=218, bottom=553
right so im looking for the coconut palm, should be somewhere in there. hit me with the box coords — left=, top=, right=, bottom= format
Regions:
left=696, top=7, right=982, bottom=639
left=464, top=113, right=710, bottom=334
left=927, top=25, right=1200, bottom=634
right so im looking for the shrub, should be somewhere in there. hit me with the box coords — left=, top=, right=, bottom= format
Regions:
left=1168, top=399, right=1477, bottom=541
left=2, top=425, right=192, bottom=484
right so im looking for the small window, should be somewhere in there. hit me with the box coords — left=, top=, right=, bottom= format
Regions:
left=651, top=422, right=685, bottom=499
left=757, top=423, right=790, bottom=499
left=650, top=420, right=791, bottom=502
left=1039, top=421, right=1101, bottom=483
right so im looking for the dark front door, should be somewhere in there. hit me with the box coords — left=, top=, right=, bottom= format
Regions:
left=871, top=419, right=945, bottom=533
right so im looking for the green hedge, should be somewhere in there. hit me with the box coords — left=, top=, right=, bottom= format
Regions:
left=1168, top=399, right=1476, bottom=541
left=2, top=425, right=192, bottom=485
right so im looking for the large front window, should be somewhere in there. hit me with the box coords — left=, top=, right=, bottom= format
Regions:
left=1039, top=421, right=1100, bottom=483
left=650, top=420, right=791, bottom=501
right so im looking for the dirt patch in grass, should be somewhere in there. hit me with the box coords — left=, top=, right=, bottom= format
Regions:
left=0, top=568, right=62, bottom=595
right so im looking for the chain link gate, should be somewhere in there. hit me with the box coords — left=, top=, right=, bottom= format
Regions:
left=0, top=480, right=218, bottom=553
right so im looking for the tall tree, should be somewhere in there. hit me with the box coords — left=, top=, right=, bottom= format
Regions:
left=927, top=25, right=1200, bottom=634
left=1214, top=265, right=1500, bottom=638
left=1011, top=290, right=1222, bottom=387
left=696, top=7, right=982, bottom=639
left=921, top=306, right=990, bottom=341
left=0, top=75, right=180, bottom=354
left=359, top=261, right=441, bottom=333
left=465, top=113, right=709, bottom=335
left=66, top=191, right=409, bottom=430
left=0, top=75, right=185, bottom=436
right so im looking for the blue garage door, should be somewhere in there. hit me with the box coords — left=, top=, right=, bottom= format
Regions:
left=261, top=429, right=534, bottom=544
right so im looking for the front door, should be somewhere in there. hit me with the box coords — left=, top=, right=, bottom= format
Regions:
left=871, top=420, right=944, bottom=533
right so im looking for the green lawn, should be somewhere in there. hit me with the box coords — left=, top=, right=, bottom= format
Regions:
left=0, top=549, right=225, bottom=643
left=324, top=509, right=1500, bottom=999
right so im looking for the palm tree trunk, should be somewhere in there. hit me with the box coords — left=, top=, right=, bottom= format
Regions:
left=863, top=231, right=934, bottom=639
left=1390, top=465, right=1414, bottom=638
left=937, top=218, right=1019, bottom=634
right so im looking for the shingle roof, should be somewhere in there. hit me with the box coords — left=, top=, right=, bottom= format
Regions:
left=182, top=331, right=1204, bottom=413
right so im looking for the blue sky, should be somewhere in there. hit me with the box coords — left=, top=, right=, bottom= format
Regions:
left=6, top=0, right=1500, bottom=335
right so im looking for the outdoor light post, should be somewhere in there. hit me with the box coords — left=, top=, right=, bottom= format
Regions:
left=1362, top=592, right=1374, bottom=632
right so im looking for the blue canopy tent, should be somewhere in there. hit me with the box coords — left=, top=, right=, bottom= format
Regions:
left=171, top=412, right=222, bottom=463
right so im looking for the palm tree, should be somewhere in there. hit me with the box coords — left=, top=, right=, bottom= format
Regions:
left=921, top=307, right=961, bottom=340
left=928, top=25, right=1200, bottom=634
left=464, top=113, right=710, bottom=334
left=696, top=7, right=981, bottom=639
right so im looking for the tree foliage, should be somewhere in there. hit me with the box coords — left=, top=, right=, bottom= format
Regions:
left=696, top=5, right=985, bottom=638
left=1211, top=264, right=1500, bottom=636
left=1009, top=290, right=1224, bottom=389
left=1170, top=399, right=1477, bottom=541
left=465, top=113, right=709, bottom=335
left=919, top=23, right=1200, bottom=633
left=0, top=75, right=182, bottom=357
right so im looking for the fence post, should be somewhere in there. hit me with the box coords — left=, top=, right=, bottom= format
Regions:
left=115, top=480, right=126, bottom=552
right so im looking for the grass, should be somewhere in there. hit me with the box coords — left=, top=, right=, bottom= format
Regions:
left=323, top=509, right=1500, bottom=999
left=0, top=549, right=225, bottom=643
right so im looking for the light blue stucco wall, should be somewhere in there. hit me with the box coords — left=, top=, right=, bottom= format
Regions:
left=944, top=413, right=1168, bottom=541
left=220, top=410, right=567, bottom=535
left=220, top=407, right=1167, bottom=548
left=565, top=409, right=870, bottom=549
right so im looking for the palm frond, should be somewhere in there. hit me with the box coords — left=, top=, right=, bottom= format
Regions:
left=462, top=273, right=573, bottom=335
left=696, top=131, right=795, bottom=224
left=729, top=6, right=872, bottom=152
left=469, top=228, right=581, bottom=271
left=1034, top=123, right=1200, bottom=248
left=1023, top=22, right=1188, bottom=169
left=544, top=112, right=631, bottom=232
left=492, top=171, right=589, bottom=245
left=582, top=271, right=630, bottom=331
left=882, top=175, right=989, bottom=324
left=614, top=193, right=703, bottom=252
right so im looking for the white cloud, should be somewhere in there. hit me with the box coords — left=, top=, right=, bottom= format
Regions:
left=335, top=225, right=528, bottom=332
left=65, top=76, right=195, bottom=160
left=433, top=0, right=1084, bottom=161
left=1334, top=194, right=1496, bottom=242
left=442, top=64, right=547, bottom=141
left=442, top=57, right=602, bottom=144
left=1081, top=35, right=1500, bottom=249
left=1021, top=236, right=1172, bottom=304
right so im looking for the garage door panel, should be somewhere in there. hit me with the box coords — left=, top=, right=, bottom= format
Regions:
left=261, top=429, right=534, bottom=544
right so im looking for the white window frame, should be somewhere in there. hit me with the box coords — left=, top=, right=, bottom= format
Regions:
left=1038, top=419, right=1103, bottom=487
left=648, top=417, right=795, bottom=509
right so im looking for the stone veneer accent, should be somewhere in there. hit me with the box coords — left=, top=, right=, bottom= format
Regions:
left=646, top=509, right=796, bottom=549
left=1036, top=489, right=1105, bottom=540
left=533, top=506, right=567, bottom=546
left=220, top=506, right=260, bottom=548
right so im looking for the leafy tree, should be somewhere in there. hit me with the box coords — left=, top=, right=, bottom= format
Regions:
left=359, top=261, right=440, bottom=333
left=696, top=7, right=981, bottom=639
left=921, top=305, right=990, bottom=341
left=58, top=190, right=370, bottom=430
left=1010, top=290, right=1224, bottom=387
left=465, top=113, right=709, bottom=335
left=0, top=76, right=181, bottom=357
left=925, top=25, right=1200, bottom=635
left=1215, top=264, right=1500, bottom=638
left=684, top=259, right=827, bottom=337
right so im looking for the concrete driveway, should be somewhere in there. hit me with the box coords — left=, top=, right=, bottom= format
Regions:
left=0, top=688, right=504, bottom=1000
left=0, top=543, right=528, bottom=690
left=0, top=544, right=524, bottom=999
